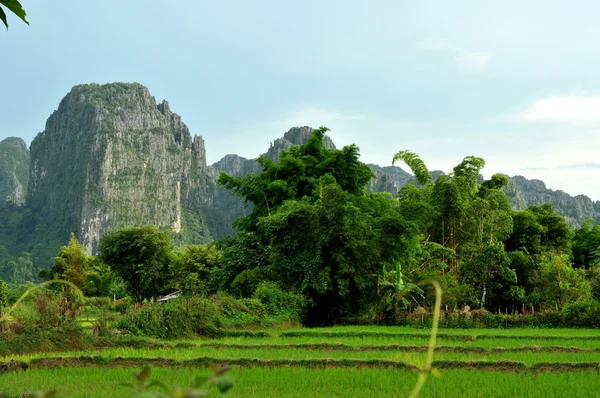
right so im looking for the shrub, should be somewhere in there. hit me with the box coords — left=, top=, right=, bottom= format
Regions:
left=210, top=291, right=260, bottom=328
left=116, top=296, right=222, bottom=339
left=252, top=281, right=306, bottom=320
left=116, top=290, right=303, bottom=339
left=7, top=289, right=81, bottom=334
left=560, top=301, right=600, bottom=328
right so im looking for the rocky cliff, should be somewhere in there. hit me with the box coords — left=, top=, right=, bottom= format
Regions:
left=0, top=137, right=29, bottom=206
left=28, top=83, right=216, bottom=253
left=503, top=175, right=599, bottom=228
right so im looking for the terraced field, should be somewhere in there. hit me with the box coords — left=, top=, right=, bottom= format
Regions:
left=2, top=327, right=600, bottom=397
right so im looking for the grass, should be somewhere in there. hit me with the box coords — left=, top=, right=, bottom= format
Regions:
left=4, top=326, right=600, bottom=396
left=316, top=325, right=600, bottom=336
left=2, top=366, right=600, bottom=397
left=6, top=346, right=600, bottom=367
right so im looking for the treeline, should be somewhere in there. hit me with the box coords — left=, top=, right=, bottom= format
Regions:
left=3, top=128, right=600, bottom=326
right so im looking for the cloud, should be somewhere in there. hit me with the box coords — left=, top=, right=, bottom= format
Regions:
left=453, top=52, right=493, bottom=73
left=523, top=96, right=600, bottom=120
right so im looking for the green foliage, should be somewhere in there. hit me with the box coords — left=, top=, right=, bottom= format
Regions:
left=169, top=244, right=219, bottom=295
left=213, top=232, right=272, bottom=297
left=116, top=292, right=302, bottom=339
left=452, top=156, right=485, bottom=199
left=378, top=262, right=424, bottom=319
left=99, top=226, right=173, bottom=302
left=572, top=218, right=600, bottom=268
left=218, top=126, right=374, bottom=228
left=116, top=296, right=222, bottom=338
left=559, top=301, right=600, bottom=328
left=218, top=128, right=412, bottom=324
left=531, top=253, right=592, bottom=309
left=460, top=243, right=516, bottom=308
left=0, top=0, right=28, bottom=29
left=529, top=204, right=574, bottom=253
left=41, top=234, right=119, bottom=298
left=252, top=281, right=306, bottom=320
left=392, top=150, right=431, bottom=186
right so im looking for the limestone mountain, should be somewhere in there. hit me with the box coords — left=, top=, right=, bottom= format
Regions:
left=28, top=83, right=216, bottom=253
left=1, top=81, right=600, bottom=282
left=503, top=175, right=599, bottom=228
left=0, top=137, right=29, bottom=206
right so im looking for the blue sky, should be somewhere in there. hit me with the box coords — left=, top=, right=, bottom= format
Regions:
left=3, top=1, right=600, bottom=198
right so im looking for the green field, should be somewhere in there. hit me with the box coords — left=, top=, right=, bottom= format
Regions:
left=3, top=326, right=600, bottom=397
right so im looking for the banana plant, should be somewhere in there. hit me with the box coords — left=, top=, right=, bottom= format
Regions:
left=378, top=262, right=424, bottom=318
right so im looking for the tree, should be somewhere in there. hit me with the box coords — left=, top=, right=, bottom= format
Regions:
left=529, top=204, right=574, bottom=254
left=99, top=225, right=173, bottom=302
left=45, top=233, right=92, bottom=293
left=218, top=128, right=420, bottom=323
left=0, top=0, right=28, bottom=30
left=170, top=244, right=219, bottom=295
left=531, top=253, right=591, bottom=309
left=572, top=219, right=600, bottom=268
left=460, top=242, right=516, bottom=308
left=504, top=210, right=544, bottom=254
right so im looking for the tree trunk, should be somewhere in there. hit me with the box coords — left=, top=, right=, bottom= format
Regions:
left=481, top=282, right=486, bottom=309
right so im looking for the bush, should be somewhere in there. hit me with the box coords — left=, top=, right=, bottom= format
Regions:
left=116, top=289, right=304, bottom=339
left=210, top=291, right=261, bottom=328
left=0, top=323, right=90, bottom=356
left=117, top=296, right=223, bottom=339
left=252, top=281, right=306, bottom=320
left=7, top=289, right=81, bottom=334
left=1, top=289, right=88, bottom=355
left=560, top=301, right=600, bottom=328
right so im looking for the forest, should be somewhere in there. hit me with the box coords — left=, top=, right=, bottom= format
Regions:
left=3, top=128, right=599, bottom=329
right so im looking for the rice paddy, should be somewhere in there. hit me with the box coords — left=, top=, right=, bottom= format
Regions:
left=2, top=326, right=600, bottom=397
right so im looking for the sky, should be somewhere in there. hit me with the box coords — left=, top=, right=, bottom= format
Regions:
left=3, top=1, right=600, bottom=199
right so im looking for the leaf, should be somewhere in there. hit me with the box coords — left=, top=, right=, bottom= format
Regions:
left=0, top=0, right=28, bottom=26
left=0, top=6, right=7, bottom=29
left=136, top=366, right=151, bottom=382
left=430, top=367, right=441, bottom=378
left=392, top=150, right=431, bottom=186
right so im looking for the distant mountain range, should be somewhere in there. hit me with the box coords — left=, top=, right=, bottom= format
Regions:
left=0, top=82, right=597, bottom=261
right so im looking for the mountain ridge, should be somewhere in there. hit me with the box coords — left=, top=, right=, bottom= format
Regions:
left=0, top=82, right=597, bottom=277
